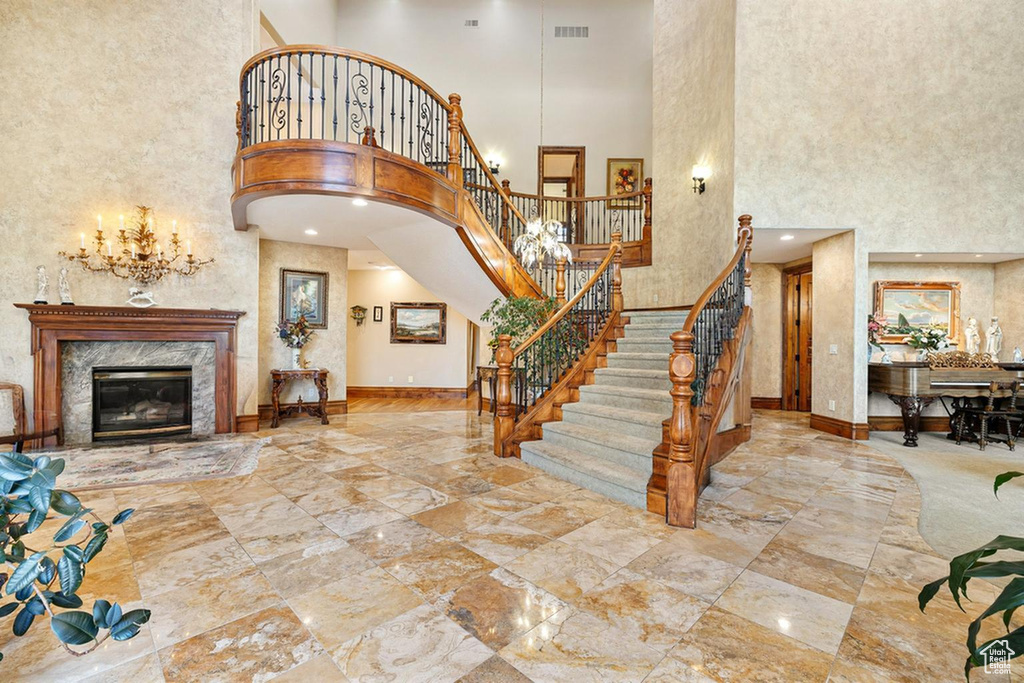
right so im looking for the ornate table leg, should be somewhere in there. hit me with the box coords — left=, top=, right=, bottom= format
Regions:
left=270, top=376, right=285, bottom=429
left=889, top=395, right=933, bottom=447
left=315, top=374, right=330, bottom=425
left=476, top=368, right=483, bottom=416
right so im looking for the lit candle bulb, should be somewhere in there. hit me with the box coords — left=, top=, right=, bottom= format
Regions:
left=171, top=220, right=177, bottom=234
left=119, top=215, right=125, bottom=230
left=106, top=240, right=112, bottom=256
left=186, top=240, right=192, bottom=256
left=80, top=233, right=86, bottom=249
left=156, top=244, right=162, bottom=259
left=131, top=243, right=136, bottom=259
left=97, top=215, right=102, bottom=232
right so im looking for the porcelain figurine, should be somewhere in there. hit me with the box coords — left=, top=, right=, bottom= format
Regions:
left=964, top=317, right=981, bottom=355
left=58, top=267, right=74, bottom=305
left=126, top=287, right=157, bottom=308
left=1014, top=347, right=1023, bottom=363
left=881, top=351, right=894, bottom=364
left=985, top=316, right=1003, bottom=362
left=34, top=266, right=48, bottom=304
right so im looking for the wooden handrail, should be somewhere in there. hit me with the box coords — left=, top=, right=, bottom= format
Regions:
left=661, top=215, right=753, bottom=528
left=239, top=45, right=453, bottom=112
left=500, top=185, right=647, bottom=204
left=513, top=236, right=620, bottom=355
left=459, top=121, right=530, bottom=229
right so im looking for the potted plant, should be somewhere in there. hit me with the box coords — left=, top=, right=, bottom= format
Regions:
left=868, top=313, right=888, bottom=362
left=0, top=451, right=148, bottom=663
left=903, top=326, right=950, bottom=360
left=480, top=296, right=560, bottom=361
left=276, top=315, right=314, bottom=369
left=920, top=472, right=1024, bottom=679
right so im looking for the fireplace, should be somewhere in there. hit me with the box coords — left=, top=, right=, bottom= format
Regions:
left=92, top=367, right=193, bottom=441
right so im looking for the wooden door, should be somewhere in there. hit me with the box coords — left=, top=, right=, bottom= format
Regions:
left=783, top=268, right=813, bottom=412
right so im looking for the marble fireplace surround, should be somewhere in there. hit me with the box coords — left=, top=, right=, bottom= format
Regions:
left=61, top=341, right=217, bottom=444
left=14, top=304, right=245, bottom=447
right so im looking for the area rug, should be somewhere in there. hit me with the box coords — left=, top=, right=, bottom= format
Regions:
left=51, top=437, right=270, bottom=491
left=868, top=431, right=1024, bottom=558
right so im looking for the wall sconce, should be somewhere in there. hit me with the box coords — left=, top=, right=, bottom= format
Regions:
left=487, top=159, right=501, bottom=175
left=692, top=165, right=710, bottom=194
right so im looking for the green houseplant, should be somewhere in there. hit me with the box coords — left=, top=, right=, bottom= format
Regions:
left=0, top=450, right=149, bottom=663
left=480, top=295, right=560, bottom=360
left=919, top=471, right=1024, bottom=679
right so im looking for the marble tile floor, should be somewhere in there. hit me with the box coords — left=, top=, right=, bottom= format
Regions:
left=2, top=409, right=1018, bottom=682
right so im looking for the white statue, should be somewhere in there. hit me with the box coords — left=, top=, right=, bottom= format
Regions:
left=1014, top=347, right=1023, bottom=363
left=126, top=287, right=157, bottom=308
left=58, top=267, right=74, bottom=305
left=33, top=266, right=48, bottom=304
left=964, top=317, right=981, bottom=355
left=985, top=316, right=1003, bottom=362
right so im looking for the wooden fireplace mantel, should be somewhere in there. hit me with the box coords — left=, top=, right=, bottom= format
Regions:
left=14, top=304, right=246, bottom=446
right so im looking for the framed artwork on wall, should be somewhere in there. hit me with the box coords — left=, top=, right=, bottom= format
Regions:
left=606, top=158, right=643, bottom=209
left=874, top=280, right=961, bottom=344
left=280, top=269, right=329, bottom=329
left=372, top=306, right=384, bottom=323
left=390, top=302, right=447, bottom=344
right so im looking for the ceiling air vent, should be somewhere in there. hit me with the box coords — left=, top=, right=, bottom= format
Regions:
left=554, top=26, right=589, bottom=38
left=464, top=19, right=479, bottom=28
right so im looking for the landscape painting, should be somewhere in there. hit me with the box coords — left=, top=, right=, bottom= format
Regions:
left=390, top=302, right=447, bottom=344
left=874, top=280, right=960, bottom=343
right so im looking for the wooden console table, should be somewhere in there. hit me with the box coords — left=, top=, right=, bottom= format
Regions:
left=476, top=365, right=498, bottom=416
left=270, top=368, right=329, bottom=428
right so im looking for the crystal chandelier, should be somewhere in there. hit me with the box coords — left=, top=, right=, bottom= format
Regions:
left=59, top=206, right=213, bottom=284
left=513, top=218, right=572, bottom=270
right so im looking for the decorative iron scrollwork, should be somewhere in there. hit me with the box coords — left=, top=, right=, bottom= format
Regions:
left=270, top=66, right=288, bottom=132
left=349, top=71, right=370, bottom=136
left=418, top=101, right=434, bottom=160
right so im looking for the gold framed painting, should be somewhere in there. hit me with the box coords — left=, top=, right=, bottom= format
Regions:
left=390, top=302, right=447, bottom=344
left=874, top=281, right=961, bottom=344
left=280, top=268, right=329, bottom=329
left=606, top=158, right=643, bottom=209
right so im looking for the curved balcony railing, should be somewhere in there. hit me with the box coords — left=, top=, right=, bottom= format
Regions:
left=236, top=46, right=540, bottom=277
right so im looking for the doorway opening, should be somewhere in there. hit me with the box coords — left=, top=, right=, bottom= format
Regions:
left=783, top=264, right=813, bottom=411
left=537, top=146, right=585, bottom=198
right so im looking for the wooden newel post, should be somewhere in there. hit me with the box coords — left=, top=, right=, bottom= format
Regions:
left=500, top=179, right=511, bottom=244
left=642, top=178, right=653, bottom=230
left=493, top=334, right=515, bottom=457
left=738, top=214, right=753, bottom=289
left=447, top=93, right=463, bottom=188
left=555, top=258, right=567, bottom=306
left=666, top=330, right=698, bottom=527
left=611, top=231, right=623, bottom=313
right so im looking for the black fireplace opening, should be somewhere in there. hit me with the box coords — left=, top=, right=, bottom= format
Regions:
left=92, top=366, right=193, bottom=441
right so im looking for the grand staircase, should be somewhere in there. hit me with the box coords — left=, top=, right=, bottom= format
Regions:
left=519, top=310, right=684, bottom=508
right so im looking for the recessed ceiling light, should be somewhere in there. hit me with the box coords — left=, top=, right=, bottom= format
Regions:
left=914, top=253, right=923, bottom=258
left=352, top=198, right=368, bottom=207
left=975, top=254, right=983, bottom=258
left=780, top=235, right=795, bottom=241
left=304, top=228, right=318, bottom=235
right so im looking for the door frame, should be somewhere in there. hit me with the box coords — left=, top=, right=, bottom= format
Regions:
left=537, top=146, right=585, bottom=198
left=782, top=262, right=813, bottom=412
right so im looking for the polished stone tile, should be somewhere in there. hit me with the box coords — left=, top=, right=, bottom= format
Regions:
left=507, top=501, right=599, bottom=538
left=132, top=535, right=254, bottom=599
left=439, top=567, right=566, bottom=649
left=257, top=537, right=374, bottom=596
left=412, top=500, right=506, bottom=537
left=318, top=499, right=405, bottom=536
left=670, top=606, right=834, bottom=682
left=381, top=540, right=498, bottom=602
left=626, top=540, right=744, bottom=602
left=291, top=483, right=370, bottom=516
left=377, top=483, right=451, bottom=515
left=158, top=604, right=321, bottom=682
left=267, top=653, right=346, bottom=682
left=747, top=535, right=867, bottom=604
left=642, top=657, right=716, bottom=682
left=287, top=566, right=424, bottom=654
left=573, top=569, right=710, bottom=654
left=467, top=488, right=540, bottom=517
left=344, top=517, right=445, bottom=561
left=504, top=541, right=620, bottom=601
left=499, top=607, right=664, bottom=682
left=334, top=602, right=493, bottom=683
left=456, top=655, right=533, bottom=682
left=558, top=517, right=663, bottom=567
left=714, top=569, right=854, bottom=654
left=453, top=518, right=551, bottom=565
left=80, top=652, right=165, bottom=683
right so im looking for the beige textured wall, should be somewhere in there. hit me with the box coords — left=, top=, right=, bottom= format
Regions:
left=622, top=0, right=736, bottom=309
left=733, top=0, right=1024, bottom=424
left=258, top=240, right=348, bottom=405
left=347, top=270, right=472, bottom=389
left=750, top=263, right=783, bottom=399
left=994, top=259, right=1024, bottom=357
left=811, top=232, right=861, bottom=421
left=0, top=1, right=261, bottom=423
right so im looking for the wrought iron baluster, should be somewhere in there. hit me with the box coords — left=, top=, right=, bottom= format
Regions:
left=320, top=54, right=326, bottom=140
left=332, top=56, right=338, bottom=140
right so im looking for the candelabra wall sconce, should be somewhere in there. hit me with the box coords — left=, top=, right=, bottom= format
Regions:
left=487, top=159, right=501, bottom=175
left=692, top=165, right=710, bottom=194
left=59, top=206, right=214, bottom=285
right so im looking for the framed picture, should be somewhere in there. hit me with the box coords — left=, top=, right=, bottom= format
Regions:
left=372, top=306, right=384, bottom=323
left=874, top=281, right=961, bottom=344
left=390, top=302, right=447, bottom=344
left=280, top=269, right=329, bottom=329
left=606, top=158, right=643, bottom=209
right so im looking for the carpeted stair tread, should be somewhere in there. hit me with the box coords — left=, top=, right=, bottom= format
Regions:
left=520, top=444, right=647, bottom=497
left=560, top=401, right=666, bottom=426
left=606, top=352, right=669, bottom=361
left=594, top=367, right=670, bottom=380
left=542, top=421, right=658, bottom=457
left=579, top=384, right=673, bottom=404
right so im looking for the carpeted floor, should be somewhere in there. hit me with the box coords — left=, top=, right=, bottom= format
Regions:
left=868, top=430, right=1024, bottom=558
